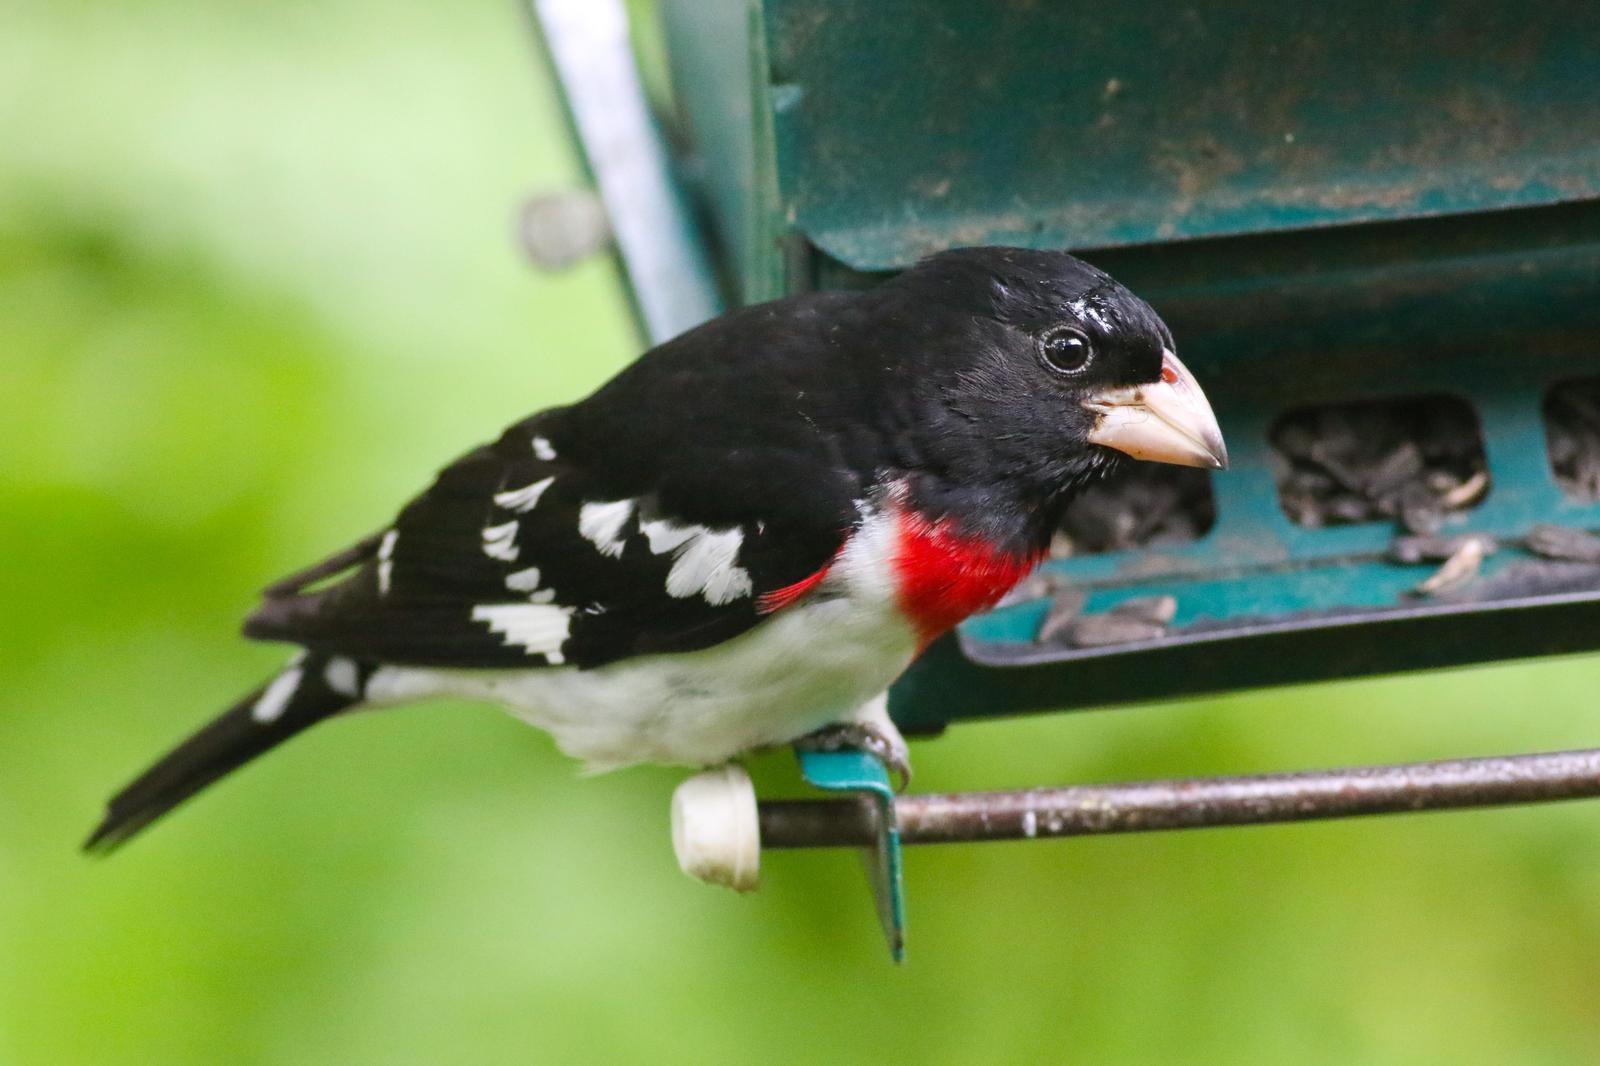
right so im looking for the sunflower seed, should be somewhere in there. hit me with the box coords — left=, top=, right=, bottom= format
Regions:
left=1066, top=614, right=1170, bottom=647
left=1391, top=532, right=1499, bottom=565
left=1410, top=536, right=1489, bottom=596
left=1035, top=587, right=1090, bottom=643
left=1271, top=397, right=1489, bottom=533
left=1525, top=523, right=1600, bottom=564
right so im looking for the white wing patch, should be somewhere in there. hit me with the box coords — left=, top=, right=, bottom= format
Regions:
left=504, top=566, right=558, bottom=603
left=482, top=520, right=521, bottom=562
left=531, top=436, right=557, bottom=461
left=493, top=476, right=555, bottom=514
left=323, top=656, right=362, bottom=698
left=640, top=518, right=698, bottom=555
left=252, top=664, right=304, bottom=723
left=471, top=603, right=573, bottom=664
left=377, top=529, right=399, bottom=596
left=644, top=521, right=754, bottom=606
left=505, top=566, right=543, bottom=593
left=578, top=499, right=634, bottom=558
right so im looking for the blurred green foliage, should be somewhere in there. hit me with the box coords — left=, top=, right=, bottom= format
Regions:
left=6, top=2, right=1600, bottom=1063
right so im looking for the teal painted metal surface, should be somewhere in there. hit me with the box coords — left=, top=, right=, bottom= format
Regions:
left=768, top=1, right=1600, bottom=271
left=663, top=0, right=1600, bottom=291
left=797, top=750, right=905, bottom=961
left=656, top=0, right=788, bottom=303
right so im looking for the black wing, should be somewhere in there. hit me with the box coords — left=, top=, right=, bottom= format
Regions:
left=244, top=297, right=872, bottom=669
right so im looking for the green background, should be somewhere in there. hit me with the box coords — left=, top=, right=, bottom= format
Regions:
left=6, top=2, right=1600, bottom=1062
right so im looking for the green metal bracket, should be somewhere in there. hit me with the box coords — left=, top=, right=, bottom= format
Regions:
left=796, top=749, right=906, bottom=962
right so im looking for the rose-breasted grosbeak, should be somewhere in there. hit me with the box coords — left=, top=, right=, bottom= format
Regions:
left=86, top=247, right=1226, bottom=851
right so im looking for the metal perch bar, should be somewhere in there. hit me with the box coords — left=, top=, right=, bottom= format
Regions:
left=759, top=748, right=1600, bottom=849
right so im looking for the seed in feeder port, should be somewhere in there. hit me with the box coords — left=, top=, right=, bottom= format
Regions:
left=1545, top=378, right=1600, bottom=501
left=1067, top=613, right=1169, bottom=647
left=1108, top=594, right=1178, bottom=625
left=1390, top=532, right=1498, bottom=565
left=1052, top=594, right=1177, bottom=647
left=1270, top=396, right=1490, bottom=533
left=1051, top=463, right=1215, bottom=557
left=1360, top=440, right=1426, bottom=499
left=1410, top=535, right=1490, bottom=597
left=1439, top=469, right=1490, bottom=509
left=1399, top=505, right=1444, bottom=537
left=1000, top=570, right=1064, bottom=609
left=1525, top=523, right=1600, bottom=564
left=1034, top=587, right=1088, bottom=643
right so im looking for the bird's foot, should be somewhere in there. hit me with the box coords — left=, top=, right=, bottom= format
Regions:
left=794, top=722, right=912, bottom=793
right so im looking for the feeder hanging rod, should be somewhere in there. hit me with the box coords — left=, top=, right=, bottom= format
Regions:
left=758, top=747, right=1600, bottom=849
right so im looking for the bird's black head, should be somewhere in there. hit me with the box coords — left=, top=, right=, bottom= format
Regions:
left=860, top=246, right=1227, bottom=551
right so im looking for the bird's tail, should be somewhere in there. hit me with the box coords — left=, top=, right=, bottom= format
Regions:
left=84, top=651, right=369, bottom=853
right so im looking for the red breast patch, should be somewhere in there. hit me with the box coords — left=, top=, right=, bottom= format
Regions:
left=892, top=507, right=1040, bottom=648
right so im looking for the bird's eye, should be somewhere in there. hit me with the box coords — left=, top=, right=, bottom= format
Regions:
left=1037, top=327, right=1094, bottom=375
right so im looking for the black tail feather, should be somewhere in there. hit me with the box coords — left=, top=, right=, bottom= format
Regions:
left=259, top=531, right=380, bottom=598
left=84, top=653, right=363, bottom=853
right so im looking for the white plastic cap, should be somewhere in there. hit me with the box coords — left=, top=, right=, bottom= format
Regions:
left=671, top=764, right=760, bottom=892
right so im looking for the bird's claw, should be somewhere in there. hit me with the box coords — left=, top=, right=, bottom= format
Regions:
left=795, top=723, right=912, bottom=792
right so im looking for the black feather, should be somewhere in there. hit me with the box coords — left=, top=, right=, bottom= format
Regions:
left=84, top=653, right=364, bottom=853
left=259, top=531, right=382, bottom=597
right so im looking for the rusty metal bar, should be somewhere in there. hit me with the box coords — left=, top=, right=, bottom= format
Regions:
left=759, top=747, right=1600, bottom=849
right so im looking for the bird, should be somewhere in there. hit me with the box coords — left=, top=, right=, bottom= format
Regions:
left=84, top=246, right=1227, bottom=852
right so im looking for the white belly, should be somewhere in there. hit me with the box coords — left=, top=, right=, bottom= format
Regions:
left=363, top=515, right=918, bottom=769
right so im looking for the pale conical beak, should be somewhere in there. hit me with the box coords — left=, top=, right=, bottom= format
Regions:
left=1083, top=349, right=1228, bottom=470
